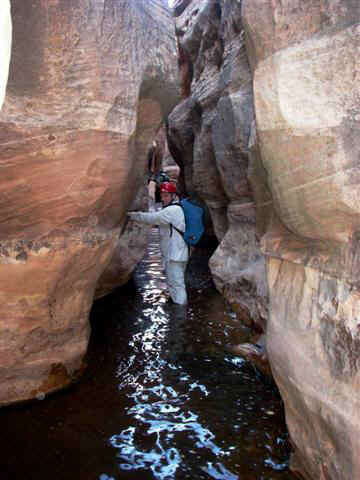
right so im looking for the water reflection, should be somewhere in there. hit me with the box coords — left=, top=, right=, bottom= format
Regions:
left=0, top=230, right=295, bottom=480
left=104, top=229, right=294, bottom=480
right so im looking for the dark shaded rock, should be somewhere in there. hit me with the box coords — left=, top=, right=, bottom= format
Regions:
left=167, top=0, right=267, bottom=334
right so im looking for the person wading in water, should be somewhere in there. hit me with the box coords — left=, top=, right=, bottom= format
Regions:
left=128, top=182, right=189, bottom=305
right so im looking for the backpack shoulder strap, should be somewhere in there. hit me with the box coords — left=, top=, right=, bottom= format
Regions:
left=163, top=202, right=185, bottom=238
left=172, top=224, right=184, bottom=236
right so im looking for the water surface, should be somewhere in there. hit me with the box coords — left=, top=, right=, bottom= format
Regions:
left=0, top=229, right=297, bottom=480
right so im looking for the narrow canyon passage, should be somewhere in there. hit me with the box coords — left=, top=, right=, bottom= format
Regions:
left=0, top=229, right=296, bottom=480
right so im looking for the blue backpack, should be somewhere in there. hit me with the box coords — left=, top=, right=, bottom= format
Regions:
left=171, top=198, right=205, bottom=246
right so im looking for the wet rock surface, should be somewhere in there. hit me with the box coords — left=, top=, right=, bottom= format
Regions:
left=0, top=230, right=296, bottom=480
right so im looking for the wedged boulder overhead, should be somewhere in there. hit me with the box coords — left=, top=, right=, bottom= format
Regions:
left=243, top=0, right=360, bottom=478
left=0, top=0, right=179, bottom=405
left=167, top=0, right=268, bottom=331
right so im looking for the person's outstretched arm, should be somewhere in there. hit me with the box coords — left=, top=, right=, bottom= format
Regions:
left=128, top=205, right=180, bottom=226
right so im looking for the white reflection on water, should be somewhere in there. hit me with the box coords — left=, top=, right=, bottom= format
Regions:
left=105, top=228, right=291, bottom=480
left=111, top=328, right=230, bottom=479
left=108, top=229, right=237, bottom=479
left=202, top=462, right=239, bottom=480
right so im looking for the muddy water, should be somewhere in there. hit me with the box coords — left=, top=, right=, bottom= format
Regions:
left=0, top=229, right=297, bottom=480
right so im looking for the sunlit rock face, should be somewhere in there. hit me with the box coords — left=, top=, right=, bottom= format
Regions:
left=243, top=0, right=360, bottom=478
left=167, top=0, right=268, bottom=332
left=0, top=0, right=179, bottom=406
left=0, top=0, right=12, bottom=109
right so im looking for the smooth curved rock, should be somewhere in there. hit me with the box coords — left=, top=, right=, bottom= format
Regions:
left=0, top=0, right=12, bottom=109
left=243, top=0, right=360, bottom=478
left=0, top=0, right=179, bottom=406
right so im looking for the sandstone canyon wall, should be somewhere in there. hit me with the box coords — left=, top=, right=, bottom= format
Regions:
left=168, top=0, right=360, bottom=479
left=168, top=0, right=268, bottom=336
left=242, top=1, right=360, bottom=479
left=0, top=0, right=179, bottom=406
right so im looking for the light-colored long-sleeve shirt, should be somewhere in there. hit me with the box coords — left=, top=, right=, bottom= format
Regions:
left=129, top=204, right=188, bottom=263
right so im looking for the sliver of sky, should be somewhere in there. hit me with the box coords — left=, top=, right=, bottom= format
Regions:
left=168, top=0, right=176, bottom=6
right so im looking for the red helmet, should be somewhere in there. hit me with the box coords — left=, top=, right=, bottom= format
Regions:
left=159, top=182, right=177, bottom=193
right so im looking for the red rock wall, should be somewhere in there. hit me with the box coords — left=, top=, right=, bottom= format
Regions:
left=0, top=0, right=179, bottom=405
left=169, top=0, right=360, bottom=479
left=243, top=1, right=360, bottom=479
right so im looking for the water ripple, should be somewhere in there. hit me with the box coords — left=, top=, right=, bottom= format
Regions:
left=105, top=228, right=294, bottom=480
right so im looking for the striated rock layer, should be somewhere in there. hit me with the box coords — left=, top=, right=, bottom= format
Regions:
left=242, top=0, right=360, bottom=478
left=0, top=0, right=179, bottom=405
left=167, top=0, right=268, bottom=335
